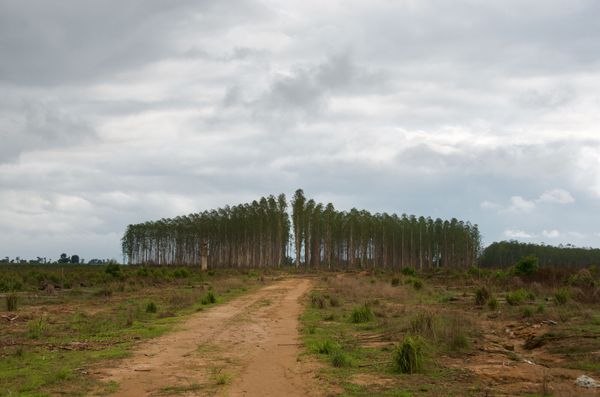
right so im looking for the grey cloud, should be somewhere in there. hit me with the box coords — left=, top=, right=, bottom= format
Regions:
left=2, top=1, right=600, bottom=259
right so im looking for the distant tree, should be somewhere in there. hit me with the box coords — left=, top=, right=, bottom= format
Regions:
left=513, top=255, right=539, bottom=275
left=58, top=253, right=70, bottom=264
left=70, top=255, right=80, bottom=264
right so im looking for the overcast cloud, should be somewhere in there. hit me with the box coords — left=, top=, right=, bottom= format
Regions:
left=2, top=0, right=600, bottom=261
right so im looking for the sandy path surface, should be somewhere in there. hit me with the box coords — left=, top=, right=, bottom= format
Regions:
left=96, top=278, right=322, bottom=397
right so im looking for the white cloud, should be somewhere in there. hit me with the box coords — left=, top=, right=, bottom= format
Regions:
left=542, top=229, right=561, bottom=238
left=504, top=229, right=535, bottom=239
left=508, top=196, right=536, bottom=213
left=537, top=189, right=575, bottom=204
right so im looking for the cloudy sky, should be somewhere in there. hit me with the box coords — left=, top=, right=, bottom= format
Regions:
left=2, top=0, right=600, bottom=261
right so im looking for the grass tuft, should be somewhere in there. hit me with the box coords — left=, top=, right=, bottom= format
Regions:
left=350, top=304, right=374, bottom=323
left=394, top=336, right=424, bottom=374
left=146, top=301, right=158, bottom=313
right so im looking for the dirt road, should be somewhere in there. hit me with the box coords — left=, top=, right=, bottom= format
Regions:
left=97, top=278, right=322, bottom=396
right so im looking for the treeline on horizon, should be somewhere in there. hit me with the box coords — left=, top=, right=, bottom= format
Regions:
left=481, top=240, right=600, bottom=268
left=121, top=189, right=481, bottom=269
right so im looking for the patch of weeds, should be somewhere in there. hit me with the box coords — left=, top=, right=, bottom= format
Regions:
left=306, top=325, right=316, bottom=334
left=536, top=304, right=545, bottom=314
left=215, top=373, right=231, bottom=385
left=394, top=336, right=424, bottom=374
left=6, top=293, right=18, bottom=311
left=554, top=288, right=568, bottom=305
left=391, top=277, right=401, bottom=286
left=311, top=294, right=327, bottom=309
left=330, top=350, right=352, bottom=367
left=322, top=313, right=336, bottom=321
left=328, top=295, right=341, bottom=307
left=94, top=287, right=113, bottom=298
left=27, top=316, right=48, bottom=339
left=522, top=307, right=534, bottom=318
left=201, top=291, right=217, bottom=305
left=413, top=279, right=423, bottom=291
left=475, top=287, right=490, bottom=306
left=146, top=301, right=158, bottom=313
left=314, top=339, right=340, bottom=355
left=351, top=304, right=374, bottom=323
left=488, top=297, right=498, bottom=310
left=410, top=311, right=436, bottom=339
left=402, top=267, right=416, bottom=277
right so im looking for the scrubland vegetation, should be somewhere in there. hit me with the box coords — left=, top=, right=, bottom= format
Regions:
left=301, top=264, right=600, bottom=396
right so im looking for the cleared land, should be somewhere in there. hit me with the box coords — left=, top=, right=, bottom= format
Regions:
left=96, top=277, right=321, bottom=396
left=2, top=265, right=600, bottom=396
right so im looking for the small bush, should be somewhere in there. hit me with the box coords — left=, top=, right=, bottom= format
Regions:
left=554, top=289, right=568, bottom=305
left=146, top=301, right=157, bottom=313
left=506, top=289, right=527, bottom=306
left=173, top=268, right=190, bottom=279
left=201, top=291, right=217, bottom=305
left=394, top=336, right=424, bottom=374
left=488, top=297, right=498, bottom=310
left=6, top=293, right=18, bottom=311
left=513, top=255, right=539, bottom=276
left=402, top=267, right=416, bottom=277
left=536, top=304, right=545, bottom=314
left=413, top=279, right=423, bottom=291
left=522, top=307, right=534, bottom=318
left=314, top=339, right=340, bottom=355
left=475, top=287, right=490, bottom=306
left=351, top=304, right=374, bottom=323
left=330, top=350, right=352, bottom=367
left=391, top=277, right=401, bottom=286
left=328, top=295, right=341, bottom=307
left=105, top=263, right=122, bottom=278
left=311, top=294, right=327, bottom=309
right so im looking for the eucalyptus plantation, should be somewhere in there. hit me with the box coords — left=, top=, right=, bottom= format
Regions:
left=122, top=190, right=481, bottom=269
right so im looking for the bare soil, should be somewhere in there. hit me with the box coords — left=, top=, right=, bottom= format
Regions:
left=94, top=278, right=323, bottom=397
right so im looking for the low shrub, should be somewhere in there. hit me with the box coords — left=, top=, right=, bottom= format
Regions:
left=328, top=295, right=341, bottom=307
left=506, top=289, right=527, bottom=306
left=413, top=279, right=423, bottom=291
left=201, top=291, right=217, bottom=305
left=351, top=304, right=374, bottom=323
left=311, top=294, right=327, bottom=309
left=522, top=307, right=534, bottom=318
left=394, top=336, right=424, bottom=374
left=391, top=277, right=401, bottom=286
left=330, top=350, right=352, bottom=367
left=488, top=297, right=498, bottom=310
left=402, top=267, right=416, bottom=277
left=475, top=287, right=490, bottom=306
left=105, top=263, right=122, bottom=278
left=554, top=288, right=568, bottom=305
left=314, top=339, right=340, bottom=355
